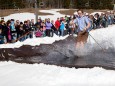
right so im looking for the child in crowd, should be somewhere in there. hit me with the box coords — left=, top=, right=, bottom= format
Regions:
left=35, top=25, right=43, bottom=37
left=60, top=20, right=65, bottom=36
left=40, top=22, right=46, bottom=37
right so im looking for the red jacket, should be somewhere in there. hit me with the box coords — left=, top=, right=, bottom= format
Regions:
left=55, top=20, right=60, bottom=30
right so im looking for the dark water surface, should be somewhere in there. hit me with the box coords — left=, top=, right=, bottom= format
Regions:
left=0, top=36, right=115, bottom=70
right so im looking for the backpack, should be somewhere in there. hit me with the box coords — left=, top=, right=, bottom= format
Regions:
left=35, top=30, right=42, bottom=37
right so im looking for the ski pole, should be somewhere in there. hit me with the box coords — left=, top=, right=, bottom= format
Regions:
left=89, top=33, right=105, bottom=51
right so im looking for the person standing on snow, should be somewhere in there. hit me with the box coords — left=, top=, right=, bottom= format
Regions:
left=55, top=18, right=60, bottom=35
left=60, top=20, right=65, bottom=36
left=6, top=21, right=12, bottom=43
left=69, top=18, right=76, bottom=36
left=45, top=18, right=52, bottom=37
left=0, top=26, right=4, bottom=44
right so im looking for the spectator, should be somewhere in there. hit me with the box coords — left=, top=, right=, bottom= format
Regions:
left=10, top=19, right=16, bottom=41
left=88, top=15, right=94, bottom=32
left=0, top=26, right=4, bottom=44
left=10, top=19, right=15, bottom=31
left=30, top=19, right=35, bottom=31
left=0, top=10, right=114, bottom=45
left=23, top=21, right=30, bottom=39
left=100, top=13, right=108, bottom=28
left=45, top=18, right=52, bottom=37
left=35, top=24, right=43, bottom=37
left=19, top=22, right=25, bottom=42
left=55, top=18, right=60, bottom=35
left=15, top=20, right=20, bottom=39
left=110, top=11, right=114, bottom=24
left=69, top=18, right=76, bottom=35
left=0, top=20, right=7, bottom=43
left=35, top=19, right=41, bottom=30
left=94, top=13, right=101, bottom=29
left=40, top=22, right=46, bottom=37
left=51, top=20, right=56, bottom=32
left=60, top=20, right=65, bottom=36
left=107, top=12, right=112, bottom=25
left=6, top=21, right=12, bottom=43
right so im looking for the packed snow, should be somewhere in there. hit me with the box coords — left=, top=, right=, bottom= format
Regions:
left=88, top=25, right=115, bottom=49
left=0, top=61, right=115, bottom=86
left=0, top=34, right=69, bottom=48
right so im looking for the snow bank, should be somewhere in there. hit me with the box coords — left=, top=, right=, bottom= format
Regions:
left=0, top=25, right=115, bottom=49
left=87, top=25, right=115, bottom=49
left=0, top=34, right=69, bottom=48
left=0, top=61, right=115, bottom=86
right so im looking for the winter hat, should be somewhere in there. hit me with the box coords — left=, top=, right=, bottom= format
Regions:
left=20, top=22, right=23, bottom=25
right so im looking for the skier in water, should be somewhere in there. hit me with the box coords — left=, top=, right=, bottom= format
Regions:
left=74, top=9, right=91, bottom=48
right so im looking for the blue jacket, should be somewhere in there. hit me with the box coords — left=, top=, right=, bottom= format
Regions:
left=11, top=21, right=15, bottom=31
left=0, top=34, right=4, bottom=44
left=60, top=22, right=65, bottom=30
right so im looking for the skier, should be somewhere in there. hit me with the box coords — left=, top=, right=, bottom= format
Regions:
left=74, top=9, right=91, bottom=48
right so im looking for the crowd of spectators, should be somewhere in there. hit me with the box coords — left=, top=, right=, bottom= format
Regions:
left=0, top=11, right=115, bottom=44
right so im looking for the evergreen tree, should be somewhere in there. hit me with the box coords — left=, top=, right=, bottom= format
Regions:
left=0, top=0, right=114, bottom=9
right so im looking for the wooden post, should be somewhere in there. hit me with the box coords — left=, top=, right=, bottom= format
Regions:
left=35, top=0, right=38, bottom=23
left=114, top=4, right=115, bottom=11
